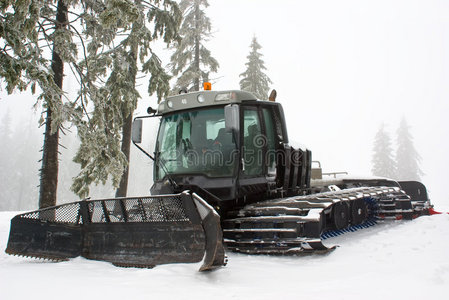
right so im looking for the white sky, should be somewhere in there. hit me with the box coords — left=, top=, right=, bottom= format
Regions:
left=1, top=0, right=448, bottom=207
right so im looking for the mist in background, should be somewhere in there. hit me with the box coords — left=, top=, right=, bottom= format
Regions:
left=1, top=0, right=448, bottom=210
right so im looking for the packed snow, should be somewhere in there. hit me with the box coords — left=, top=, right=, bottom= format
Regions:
left=0, top=211, right=448, bottom=300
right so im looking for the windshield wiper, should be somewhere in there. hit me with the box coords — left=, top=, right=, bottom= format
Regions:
left=156, top=154, right=179, bottom=190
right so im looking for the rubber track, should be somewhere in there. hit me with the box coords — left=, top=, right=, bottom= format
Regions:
left=222, top=186, right=414, bottom=254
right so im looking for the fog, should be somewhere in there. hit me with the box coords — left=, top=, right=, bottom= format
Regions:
left=1, top=0, right=448, bottom=210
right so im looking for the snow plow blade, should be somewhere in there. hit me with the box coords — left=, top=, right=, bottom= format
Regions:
left=5, top=191, right=226, bottom=271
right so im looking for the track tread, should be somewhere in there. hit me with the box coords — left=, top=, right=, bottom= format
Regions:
left=223, top=186, right=415, bottom=254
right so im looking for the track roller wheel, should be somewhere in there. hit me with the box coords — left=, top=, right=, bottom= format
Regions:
left=332, top=202, right=349, bottom=230
left=350, top=199, right=368, bottom=225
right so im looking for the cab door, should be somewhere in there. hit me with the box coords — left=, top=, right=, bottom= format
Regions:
left=237, top=104, right=280, bottom=200
left=242, top=107, right=264, bottom=176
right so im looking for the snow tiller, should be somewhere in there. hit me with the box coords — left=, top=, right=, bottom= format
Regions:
left=5, top=88, right=436, bottom=270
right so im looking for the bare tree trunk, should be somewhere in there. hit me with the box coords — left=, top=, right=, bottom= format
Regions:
left=115, top=12, right=139, bottom=198
left=115, top=113, right=132, bottom=198
left=39, top=0, right=67, bottom=209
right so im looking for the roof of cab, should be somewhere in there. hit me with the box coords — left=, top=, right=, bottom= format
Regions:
left=157, top=90, right=259, bottom=114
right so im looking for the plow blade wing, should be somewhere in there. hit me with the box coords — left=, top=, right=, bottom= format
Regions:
left=399, top=181, right=435, bottom=216
left=398, top=181, right=429, bottom=202
left=5, top=192, right=226, bottom=271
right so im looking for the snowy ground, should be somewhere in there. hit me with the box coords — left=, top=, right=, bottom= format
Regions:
left=0, top=211, right=448, bottom=300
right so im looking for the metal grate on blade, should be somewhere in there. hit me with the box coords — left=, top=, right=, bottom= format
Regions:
left=19, top=203, right=82, bottom=224
left=17, top=195, right=189, bottom=224
left=122, top=196, right=189, bottom=223
left=88, top=201, right=106, bottom=223
left=103, top=200, right=126, bottom=222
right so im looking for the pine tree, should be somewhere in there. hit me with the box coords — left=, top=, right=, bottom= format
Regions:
left=396, top=118, right=423, bottom=181
left=1, top=0, right=69, bottom=208
left=37, top=0, right=67, bottom=209
left=371, top=124, right=397, bottom=179
left=1, top=1, right=181, bottom=205
left=114, top=0, right=180, bottom=198
left=1, top=0, right=118, bottom=208
left=169, top=0, right=219, bottom=92
left=239, top=36, right=272, bottom=100
left=71, top=0, right=181, bottom=198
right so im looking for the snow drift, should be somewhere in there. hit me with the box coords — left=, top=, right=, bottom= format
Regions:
left=1, top=211, right=448, bottom=300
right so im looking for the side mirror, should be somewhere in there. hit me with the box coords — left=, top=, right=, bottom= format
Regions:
left=147, top=106, right=157, bottom=115
left=225, top=104, right=239, bottom=132
left=132, top=119, right=143, bottom=144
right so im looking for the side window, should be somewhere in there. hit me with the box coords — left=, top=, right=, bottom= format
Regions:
left=243, top=108, right=263, bottom=176
left=262, top=108, right=277, bottom=176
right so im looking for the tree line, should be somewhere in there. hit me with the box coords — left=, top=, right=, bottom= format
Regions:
left=0, top=0, right=273, bottom=210
left=371, top=118, right=423, bottom=181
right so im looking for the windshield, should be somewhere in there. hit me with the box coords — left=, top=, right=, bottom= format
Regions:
left=155, top=107, right=237, bottom=179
